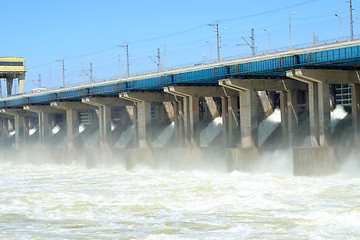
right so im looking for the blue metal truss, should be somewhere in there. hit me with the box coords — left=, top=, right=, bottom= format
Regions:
left=1, top=44, right=360, bottom=108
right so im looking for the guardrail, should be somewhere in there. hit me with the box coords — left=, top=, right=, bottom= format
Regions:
left=4, top=35, right=360, bottom=99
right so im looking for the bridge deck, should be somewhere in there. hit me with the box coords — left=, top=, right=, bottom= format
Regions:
left=2, top=40, right=360, bottom=108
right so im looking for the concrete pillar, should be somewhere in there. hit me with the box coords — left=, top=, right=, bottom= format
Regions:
left=50, top=102, right=84, bottom=149
left=183, top=96, right=190, bottom=147
left=280, top=90, right=299, bottom=146
left=239, top=90, right=258, bottom=148
left=128, top=105, right=138, bottom=147
left=221, top=94, right=239, bottom=147
left=18, top=74, right=25, bottom=94
left=14, top=115, right=29, bottom=149
left=95, top=105, right=112, bottom=148
left=6, top=77, right=13, bottom=96
left=0, top=109, right=31, bottom=149
left=173, top=101, right=184, bottom=146
left=205, top=97, right=220, bottom=118
left=164, top=86, right=225, bottom=147
left=351, top=83, right=360, bottom=144
left=221, top=96, right=229, bottom=147
left=258, top=90, right=273, bottom=117
left=279, top=92, right=288, bottom=143
left=38, top=112, right=50, bottom=146
left=104, top=105, right=112, bottom=147
left=163, top=102, right=175, bottom=121
left=137, top=101, right=151, bottom=148
left=228, top=95, right=239, bottom=147
left=0, top=117, right=8, bottom=138
left=120, top=92, right=175, bottom=149
left=82, top=97, right=135, bottom=148
left=23, top=106, right=62, bottom=149
left=308, top=82, right=320, bottom=146
left=189, top=96, right=200, bottom=147
left=8, top=119, right=14, bottom=132
left=66, top=109, right=79, bottom=149
left=287, top=90, right=298, bottom=146
left=318, top=81, right=331, bottom=146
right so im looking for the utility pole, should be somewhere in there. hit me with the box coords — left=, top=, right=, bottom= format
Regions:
left=149, top=48, right=161, bottom=71
left=62, top=59, right=65, bottom=87
left=49, top=70, right=51, bottom=89
left=126, top=43, right=129, bottom=77
left=240, top=29, right=256, bottom=56
left=81, top=63, right=84, bottom=84
left=350, top=0, right=354, bottom=40
left=157, top=48, right=161, bottom=71
left=38, top=74, right=41, bottom=88
left=119, top=43, right=129, bottom=77
left=90, top=63, right=93, bottom=83
left=251, top=28, right=255, bottom=56
left=208, top=22, right=221, bottom=62
left=57, top=59, right=65, bottom=88
left=118, top=54, right=121, bottom=77
left=216, top=23, right=220, bottom=61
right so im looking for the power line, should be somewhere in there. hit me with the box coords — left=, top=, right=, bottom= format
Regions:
left=221, top=0, right=321, bottom=23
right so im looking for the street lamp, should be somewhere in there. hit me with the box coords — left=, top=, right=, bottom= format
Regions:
left=264, top=29, right=271, bottom=53
left=289, top=12, right=295, bottom=50
left=335, top=14, right=343, bottom=41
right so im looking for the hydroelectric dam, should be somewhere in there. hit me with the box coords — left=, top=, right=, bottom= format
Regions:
left=1, top=39, right=360, bottom=176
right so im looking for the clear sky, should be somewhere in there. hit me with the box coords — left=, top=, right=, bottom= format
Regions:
left=1, top=0, right=357, bottom=93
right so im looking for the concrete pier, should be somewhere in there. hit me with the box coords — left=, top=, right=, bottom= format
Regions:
left=119, top=92, right=175, bottom=168
left=287, top=69, right=360, bottom=175
left=0, top=109, right=31, bottom=149
left=0, top=68, right=359, bottom=175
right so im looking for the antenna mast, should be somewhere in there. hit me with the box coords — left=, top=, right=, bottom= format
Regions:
left=350, top=0, right=354, bottom=40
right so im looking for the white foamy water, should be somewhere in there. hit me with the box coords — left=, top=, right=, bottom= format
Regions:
left=153, top=123, right=174, bottom=148
left=0, top=161, right=360, bottom=239
left=52, top=125, right=61, bottom=135
left=200, top=117, right=222, bottom=147
left=79, top=123, right=86, bottom=133
left=302, top=105, right=349, bottom=146
left=258, top=108, right=281, bottom=147
left=114, top=125, right=134, bottom=148
left=29, top=127, right=38, bottom=136
left=331, top=105, right=348, bottom=133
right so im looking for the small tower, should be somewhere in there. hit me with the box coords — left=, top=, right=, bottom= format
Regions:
left=0, top=57, right=26, bottom=97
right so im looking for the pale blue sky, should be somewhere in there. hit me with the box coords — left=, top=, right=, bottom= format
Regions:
left=1, top=0, right=357, bottom=92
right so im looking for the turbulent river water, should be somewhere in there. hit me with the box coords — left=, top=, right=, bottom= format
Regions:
left=1, top=157, right=360, bottom=239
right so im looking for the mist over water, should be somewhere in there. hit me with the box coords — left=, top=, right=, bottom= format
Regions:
left=1, top=106, right=359, bottom=239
